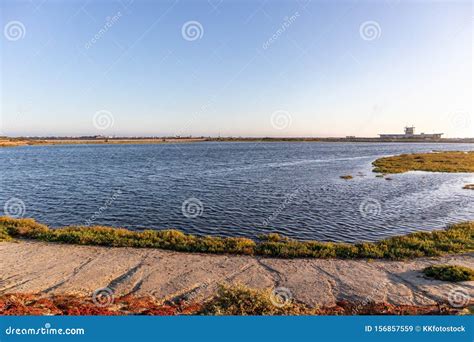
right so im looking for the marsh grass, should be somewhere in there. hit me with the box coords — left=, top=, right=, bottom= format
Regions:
left=1, top=217, right=472, bottom=260
left=0, top=217, right=256, bottom=254
left=373, top=151, right=474, bottom=174
left=423, top=265, right=474, bottom=282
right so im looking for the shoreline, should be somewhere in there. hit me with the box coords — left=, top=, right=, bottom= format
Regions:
left=1, top=217, right=473, bottom=260
left=2, top=137, right=474, bottom=148
left=0, top=137, right=206, bottom=148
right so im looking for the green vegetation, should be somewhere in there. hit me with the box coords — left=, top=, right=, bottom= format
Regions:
left=1, top=217, right=473, bottom=260
left=423, top=265, right=474, bottom=282
left=256, top=223, right=473, bottom=259
left=373, top=151, right=474, bottom=174
left=0, top=226, right=12, bottom=242
left=463, top=184, right=474, bottom=190
left=340, top=175, right=353, bottom=180
left=0, top=217, right=256, bottom=255
left=202, top=284, right=315, bottom=315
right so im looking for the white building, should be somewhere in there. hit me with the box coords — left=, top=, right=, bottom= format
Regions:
left=379, top=126, right=443, bottom=140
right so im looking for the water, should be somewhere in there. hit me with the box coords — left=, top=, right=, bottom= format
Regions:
left=1, top=142, right=473, bottom=242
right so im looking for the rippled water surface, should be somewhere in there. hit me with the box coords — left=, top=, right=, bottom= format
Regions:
left=1, top=142, right=473, bottom=242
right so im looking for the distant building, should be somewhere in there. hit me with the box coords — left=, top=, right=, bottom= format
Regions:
left=379, top=126, right=443, bottom=140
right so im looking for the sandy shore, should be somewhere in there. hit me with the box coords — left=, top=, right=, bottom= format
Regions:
left=0, top=240, right=473, bottom=307
left=0, top=138, right=206, bottom=147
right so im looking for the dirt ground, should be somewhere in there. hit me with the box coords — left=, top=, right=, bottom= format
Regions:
left=0, top=241, right=472, bottom=307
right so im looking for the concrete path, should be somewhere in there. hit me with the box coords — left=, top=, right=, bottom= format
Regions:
left=1, top=241, right=473, bottom=307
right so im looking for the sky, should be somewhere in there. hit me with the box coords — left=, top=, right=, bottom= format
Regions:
left=1, top=0, right=472, bottom=138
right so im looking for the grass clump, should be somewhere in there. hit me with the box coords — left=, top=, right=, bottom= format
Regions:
left=200, top=284, right=466, bottom=315
left=423, top=265, right=474, bottom=282
left=1, top=217, right=473, bottom=260
left=0, top=226, right=12, bottom=242
left=373, top=151, right=474, bottom=174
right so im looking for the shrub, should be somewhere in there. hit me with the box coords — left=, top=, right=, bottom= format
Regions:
left=423, top=265, right=474, bottom=282
left=201, top=284, right=315, bottom=315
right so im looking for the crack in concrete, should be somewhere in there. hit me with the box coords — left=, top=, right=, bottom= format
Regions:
left=106, top=255, right=148, bottom=292
left=42, top=257, right=96, bottom=294
left=165, top=262, right=256, bottom=304
left=370, top=264, right=443, bottom=305
left=256, top=258, right=286, bottom=286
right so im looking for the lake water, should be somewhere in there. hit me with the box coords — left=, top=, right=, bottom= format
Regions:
left=1, top=142, right=473, bottom=242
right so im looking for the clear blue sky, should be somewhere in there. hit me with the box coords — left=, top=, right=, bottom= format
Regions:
left=1, top=0, right=472, bottom=137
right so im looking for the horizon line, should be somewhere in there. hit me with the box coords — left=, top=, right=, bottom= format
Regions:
left=3, top=135, right=474, bottom=140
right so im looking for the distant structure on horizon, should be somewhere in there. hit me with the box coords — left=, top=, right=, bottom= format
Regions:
left=379, top=126, right=443, bottom=140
